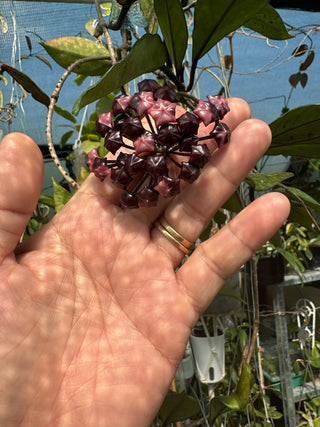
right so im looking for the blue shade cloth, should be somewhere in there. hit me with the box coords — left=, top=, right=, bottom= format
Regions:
left=0, top=2, right=319, bottom=148
left=1, top=1, right=99, bottom=145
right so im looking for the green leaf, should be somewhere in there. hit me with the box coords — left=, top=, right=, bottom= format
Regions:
left=199, top=219, right=213, bottom=242
left=286, top=205, right=314, bottom=231
left=218, top=285, right=246, bottom=304
left=154, top=0, right=187, bottom=72
left=209, top=363, right=251, bottom=422
left=96, top=94, right=115, bottom=115
left=82, top=133, right=100, bottom=142
left=59, top=130, right=74, bottom=148
left=54, top=105, right=77, bottom=123
left=214, top=209, right=228, bottom=226
left=52, top=178, right=72, bottom=212
left=245, top=4, right=293, bottom=40
left=140, top=0, right=158, bottom=34
left=222, top=191, right=242, bottom=213
left=100, top=1, right=112, bottom=16
left=81, top=139, right=102, bottom=154
left=77, top=167, right=90, bottom=186
left=85, top=18, right=96, bottom=37
left=35, top=55, right=52, bottom=70
left=266, top=406, right=283, bottom=420
left=269, top=229, right=282, bottom=247
left=267, top=105, right=320, bottom=158
left=73, top=34, right=167, bottom=115
left=310, top=346, right=320, bottom=368
left=0, top=14, right=8, bottom=34
left=158, top=390, right=201, bottom=423
left=38, top=194, right=55, bottom=209
left=25, top=35, right=32, bottom=53
left=192, top=0, right=269, bottom=62
left=83, top=120, right=97, bottom=134
left=40, top=37, right=111, bottom=76
left=281, top=187, right=320, bottom=212
left=1, top=64, right=50, bottom=107
left=277, top=247, right=305, bottom=278
left=74, top=74, right=87, bottom=86
left=245, top=171, right=293, bottom=191
left=0, top=74, right=8, bottom=86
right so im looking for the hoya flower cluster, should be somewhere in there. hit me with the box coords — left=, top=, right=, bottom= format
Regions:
left=87, top=79, right=231, bottom=208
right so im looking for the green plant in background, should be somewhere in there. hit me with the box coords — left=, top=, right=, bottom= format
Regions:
left=2, top=0, right=320, bottom=424
left=256, top=221, right=319, bottom=279
left=297, top=396, right=320, bottom=427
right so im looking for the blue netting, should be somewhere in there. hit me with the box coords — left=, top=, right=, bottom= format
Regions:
left=1, top=1, right=100, bottom=145
left=1, top=2, right=320, bottom=151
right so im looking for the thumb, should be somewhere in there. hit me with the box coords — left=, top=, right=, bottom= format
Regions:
left=0, top=133, right=43, bottom=262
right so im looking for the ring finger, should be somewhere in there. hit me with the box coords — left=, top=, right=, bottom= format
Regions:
left=152, top=111, right=272, bottom=265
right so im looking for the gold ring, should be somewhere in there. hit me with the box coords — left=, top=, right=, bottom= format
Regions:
left=154, top=215, right=194, bottom=255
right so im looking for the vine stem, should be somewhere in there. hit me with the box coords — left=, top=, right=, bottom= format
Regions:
left=245, top=257, right=260, bottom=365
left=46, top=55, right=110, bottom=190
left=94, top=0, right=117, bottom=65
left=278, top=182, right=320, bottom=233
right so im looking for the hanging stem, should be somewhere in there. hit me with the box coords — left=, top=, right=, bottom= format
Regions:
left=245, top=257, right=260, bottom=365
left=278, top=182, right=320, bottom=233
left=46, top=55, right=110, bottom=189
left=94, top=0, right=117, bottom=65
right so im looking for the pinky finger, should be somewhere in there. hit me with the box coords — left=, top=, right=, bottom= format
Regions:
left=177, top=192, right=290, bottom=316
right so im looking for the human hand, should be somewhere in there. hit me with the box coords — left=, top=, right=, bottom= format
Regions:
left=0, top=98, right=290, bottom=427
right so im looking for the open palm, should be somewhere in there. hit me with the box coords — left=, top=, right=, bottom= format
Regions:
left=0, top=99, right=289, bottom=427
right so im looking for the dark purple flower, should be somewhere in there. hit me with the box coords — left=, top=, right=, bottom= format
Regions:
left=120, top=191, right=139, bottom=209
left=177, top=111, right=200, bottom=136
left=104, top=130, right=123, bottom=154
left=180, top=162, right=201, bottom=183
left=136, top=185, right=159, bottom=207
left=113, top=113, right=129, bottom=132
left=157, top=124, right=182, bottom=148
left=193, top=99, right=218, bottom=126
left=87, top=148, right=100, bottom=170
left=154, top=176, right=180, bottom=198
left=154, top=86, right=178, bottom=102
left=111, top=166, right=133, bottom=189
left=145, top=154, right=168, bottom=177
left=210, top=122, right=231, bottom=147
left=133, top=131, right=155, bottom=155
left=121, top=116, right=144, bottom=139
left=147, top=99, right=176, bottom=127
left=138, top=79, right=161, bottom=93
left=207, top=95, right=230, bottom=120
left=96, top=112, right=113, bottom=137
left=123, top=153, right=146, bottom=174
left=87, top=149, right=110, bottom=181
left=88, top=79, right=231, bottom=209
left=130, top=91, right=154, bottom=116
left=179, top=135, right=199, bottom=152
left=189, top=144, right=210, bottom=168
left=112, top=95, right=133, bottom=115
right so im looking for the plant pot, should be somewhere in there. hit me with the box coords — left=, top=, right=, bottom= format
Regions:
left=190, top=328, right=225, bottom=384
left=175, top=351, right=195, bottom=390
